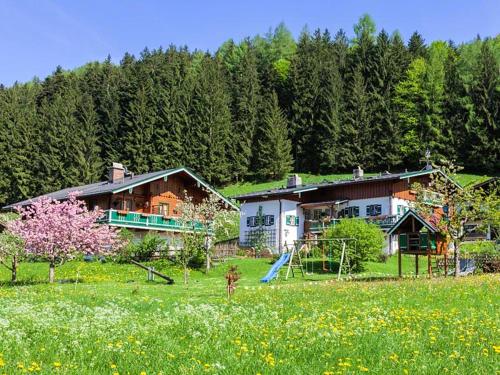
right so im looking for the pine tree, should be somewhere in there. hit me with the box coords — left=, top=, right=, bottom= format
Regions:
left=254, top=92, right=293, bottom=180
left=188, top=55, right=232, bottom=184
left=465, top=40, right=500, bottom=172
left=122, top=79, right=157, bottom=174
left=408, top=31, right=428, bottom=60
left=0, top=83, right=40, bottom=205
left=228, top=43, right=261, bottom=181
left=289, top=29, right=318, bottom=172
left=72, top=94, right=103, bottom=183
left=442, top=44, right=468, bottom=163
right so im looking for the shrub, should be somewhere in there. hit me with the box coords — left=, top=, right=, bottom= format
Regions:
left=324, top=219, right=385, bottom=272
left=461, top=241, right=497, bottom=256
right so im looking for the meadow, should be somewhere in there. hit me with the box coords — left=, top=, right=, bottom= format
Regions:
left=0, top=257, right=498, bottom=374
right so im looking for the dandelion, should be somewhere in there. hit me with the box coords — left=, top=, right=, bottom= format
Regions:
left=53, top=362, right=61, bottom=368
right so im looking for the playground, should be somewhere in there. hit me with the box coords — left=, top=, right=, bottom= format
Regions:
left=0, top=259, right=497, bottom=374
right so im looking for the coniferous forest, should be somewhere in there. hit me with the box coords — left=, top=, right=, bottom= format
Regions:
left=0, top=15, right=499, bottom=206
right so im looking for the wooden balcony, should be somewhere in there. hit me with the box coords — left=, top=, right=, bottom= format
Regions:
left=305, top=215, right=401, bottom=233
left=98, top=209, right=206, bottom=233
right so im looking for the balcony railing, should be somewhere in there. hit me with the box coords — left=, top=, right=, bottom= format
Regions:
left=98, top=209, right=206, bottom=232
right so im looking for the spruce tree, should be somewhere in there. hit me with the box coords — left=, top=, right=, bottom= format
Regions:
left=254, top=92, right=293, bottom=180
left=228, top=43, right=261, bottom=181
left=408, top=31, right=428, bottom=60
left=188, top=55, right=232, bottom=184
left=465, top=40, right=500, bottom=172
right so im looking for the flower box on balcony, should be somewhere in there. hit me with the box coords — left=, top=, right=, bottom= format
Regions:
left=117, top=210, right=128, bottom=215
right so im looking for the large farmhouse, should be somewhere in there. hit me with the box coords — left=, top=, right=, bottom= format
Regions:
left=4, top=163, right=237, bottom=242
left=232, top=167, right=453, bottom=254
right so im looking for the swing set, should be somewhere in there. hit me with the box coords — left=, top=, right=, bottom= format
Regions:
left=283, top=238, right=357, bottom=281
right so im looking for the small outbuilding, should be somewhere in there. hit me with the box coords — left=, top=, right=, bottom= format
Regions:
left=387, top=209, right=448, bottom=277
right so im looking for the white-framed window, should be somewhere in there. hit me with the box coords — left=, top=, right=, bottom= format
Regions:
left=285, top=215, right=299, bottom=226
left=366, top=204, right=382, bottom=216
left=340, top=206, right=359, bottom=218
left=264, top=215, right=275, bottom=226
left=396, top=205, right=409, bottom=216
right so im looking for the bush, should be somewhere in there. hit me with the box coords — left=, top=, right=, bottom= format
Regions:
left=113, top=231, right=166, bottom=263
left=461, top=241, right=497, bottom=256
left=324, top=219, right=385, bottom=272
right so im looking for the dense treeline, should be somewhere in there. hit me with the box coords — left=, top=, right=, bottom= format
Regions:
left=0, top=15, right=498, bottom=206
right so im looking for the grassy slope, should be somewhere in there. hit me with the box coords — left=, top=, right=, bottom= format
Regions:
left=220, top=172, right=494, bottom=197
left=0, top=259, right=497, bottom=374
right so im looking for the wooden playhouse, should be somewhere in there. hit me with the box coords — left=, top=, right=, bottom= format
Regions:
left=388, top=209, right=448, bottom=277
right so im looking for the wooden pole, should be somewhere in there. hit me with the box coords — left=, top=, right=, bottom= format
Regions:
left=444, top=251, right=448, bottom=277
left=398, top=248, right=402, bottom=278
left=427, top=250, right=432, bottom=278
left=337, top=241, right=346, bottom=281
left=415, top=254, right=419, bottom=275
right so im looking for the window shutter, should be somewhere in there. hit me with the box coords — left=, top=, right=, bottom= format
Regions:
left=420, top=233, right=428, bottom=249
left=366, top=206, right=371, bottom=216
left=295, top=216, right=299, bottom=226
left=286, top=215, right=291, bottom=225
left=429, top=235, right=437, bottom=250
left=246, top=217, right=251, bottom=227
left=399, top=234, right=408, bottom=250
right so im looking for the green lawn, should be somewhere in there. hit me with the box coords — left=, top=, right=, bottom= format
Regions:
left=219, top=173, right=494, bottom=197
left=0, top=258, right=498, bottom=374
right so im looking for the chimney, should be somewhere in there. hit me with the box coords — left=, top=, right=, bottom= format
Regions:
left=353, top=166, right=364, bottom=180
left=287, top=174, right=302, bottom=188
left=108, top=162, right=125, bottom=183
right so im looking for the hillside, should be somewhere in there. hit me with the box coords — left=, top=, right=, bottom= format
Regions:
left=220, top=172, right=494, bottom=197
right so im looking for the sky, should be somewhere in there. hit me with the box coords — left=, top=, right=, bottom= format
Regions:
left=1, top=0, right=499, bottom=86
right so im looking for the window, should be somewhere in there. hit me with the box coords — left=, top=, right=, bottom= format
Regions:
left=285, top=215, right=299, bottom=226
left=340, top=206, right=359, bottom=218
left=304, top=209, right=312, bottom=221
left=264, top=215, right=275, bottom=226
left=120, top=199, right=133, bottom=211
left=159, top=203, right=169, bottom=216
left=247, top=216, right=257, bottom=227
left=366, top=204, right=382, bottom=216
left=396, top=205, right=409, bottom=216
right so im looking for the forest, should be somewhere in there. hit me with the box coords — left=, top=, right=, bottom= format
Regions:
left=0, top=15, right=498, bottom=207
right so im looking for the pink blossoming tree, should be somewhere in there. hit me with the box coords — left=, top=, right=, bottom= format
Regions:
left=8, top=192, right=120, bottom=283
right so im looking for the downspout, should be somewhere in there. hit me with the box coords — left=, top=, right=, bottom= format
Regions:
left=278, top=199, right=282, bottom=254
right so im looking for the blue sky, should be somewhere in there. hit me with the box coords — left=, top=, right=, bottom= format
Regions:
left=1, top=0, right=498, bottom=86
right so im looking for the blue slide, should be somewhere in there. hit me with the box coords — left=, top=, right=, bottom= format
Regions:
left=260, top=253, right=291, bottom=283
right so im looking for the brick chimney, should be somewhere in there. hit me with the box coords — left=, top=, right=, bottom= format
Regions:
left=108, top=162, right=125, bottom=183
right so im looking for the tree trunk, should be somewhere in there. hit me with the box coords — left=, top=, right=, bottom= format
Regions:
left=183, top=265, right=188, bottom=285
left=11, top=255, right=17, bottom=283
left=454, top=241, right=460, bottom=278
left=49, top=260, right=56, bottom=283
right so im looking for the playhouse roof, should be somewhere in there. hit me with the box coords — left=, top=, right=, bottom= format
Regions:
left=387, top=209, right=438, bottom=235
left=4, top=167, right=238, bottom=211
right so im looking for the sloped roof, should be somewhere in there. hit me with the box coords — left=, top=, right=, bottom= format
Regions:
left=232, top=168, right=458, bottom=201
left=387, top=209, right=438, bottom=235
left=4, top=167, right=238, bottom=211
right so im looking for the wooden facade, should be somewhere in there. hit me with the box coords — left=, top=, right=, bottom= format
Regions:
left=242, top=175, right=432, bottom=205
left=85, top=172, right=209, bottom=219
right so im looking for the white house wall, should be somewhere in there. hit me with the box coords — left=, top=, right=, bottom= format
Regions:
left=239, top=199, right=302, bottom=253
left=390, top=197, right=412, bottom=216
left=280, top=200, right=303, bottom=251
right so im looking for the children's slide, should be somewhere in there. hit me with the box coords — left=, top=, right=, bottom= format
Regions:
left=260, top=253, right=291, bottom=283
